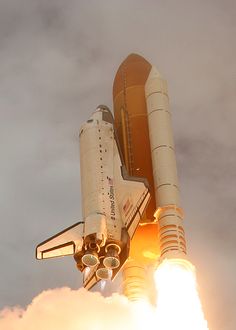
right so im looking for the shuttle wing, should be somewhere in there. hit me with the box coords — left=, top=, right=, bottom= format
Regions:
left=36, top=222, right=84, bottom=260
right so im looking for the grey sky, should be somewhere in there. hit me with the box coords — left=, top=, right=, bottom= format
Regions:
left=0, top=1, right=235, bottom=329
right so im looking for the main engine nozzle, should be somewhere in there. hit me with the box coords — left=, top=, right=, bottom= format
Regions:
left=96, top=259, right=113, bottom=280
left=82, top=245, right=99, bottom=267
left=103, top=244, right=121, bottom=269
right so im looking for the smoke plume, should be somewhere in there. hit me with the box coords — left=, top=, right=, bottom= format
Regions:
left=0, top=260, right=209, bottom=330
left=0, top=288, right=142, bottom=330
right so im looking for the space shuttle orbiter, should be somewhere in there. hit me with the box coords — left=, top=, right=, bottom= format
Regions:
left=36, top=105, right=150, bottom=290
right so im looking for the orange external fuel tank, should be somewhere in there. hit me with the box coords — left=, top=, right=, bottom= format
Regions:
left=113, top=54, right=155, bottom=222
left=113, top=54, right=161, bottom=298
left=113, top=54, right=160, bottom=300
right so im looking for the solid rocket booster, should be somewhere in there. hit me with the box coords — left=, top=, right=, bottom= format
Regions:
left=145, top=67, right=186, bottom=260
left=122, top=259, right=148, bottom=301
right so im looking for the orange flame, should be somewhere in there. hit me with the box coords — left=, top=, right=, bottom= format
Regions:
left=154, top=259, right=209, bottom=330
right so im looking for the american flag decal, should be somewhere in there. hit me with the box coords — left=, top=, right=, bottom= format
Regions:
left=123, top=198, right=132, bottom=216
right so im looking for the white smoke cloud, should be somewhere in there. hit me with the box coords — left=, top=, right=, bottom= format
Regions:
left=0, top=288, right=142, bottom=330
left=0, top=262, right=209, bottom=330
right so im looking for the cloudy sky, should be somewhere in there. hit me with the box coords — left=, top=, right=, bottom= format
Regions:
left=0, top=0, right=235, bottom=329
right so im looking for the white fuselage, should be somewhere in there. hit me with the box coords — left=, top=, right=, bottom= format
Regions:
left=79, top=109, right=122, bottom=247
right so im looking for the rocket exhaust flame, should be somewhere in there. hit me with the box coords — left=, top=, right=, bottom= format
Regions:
left=154, top=259, right=209, bottom=330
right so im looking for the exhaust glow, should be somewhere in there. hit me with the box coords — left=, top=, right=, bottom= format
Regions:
left=154, top=259, right=209, bottom=330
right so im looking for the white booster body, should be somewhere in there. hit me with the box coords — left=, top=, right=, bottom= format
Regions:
left=122, top=260, right=147, bottom=301
left=145, top=67, right=187, bottom=260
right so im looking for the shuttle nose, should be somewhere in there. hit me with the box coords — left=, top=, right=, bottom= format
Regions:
left=94, top=105, right=113, bottom=123
left=96, top=105, right=110, bottom=112
left=84, top=105, right=113, bottom=124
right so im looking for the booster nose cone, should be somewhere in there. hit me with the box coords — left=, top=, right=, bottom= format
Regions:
left=147, top=65, right=162, bottom=80
left=82, top=250, right=99, bottom=267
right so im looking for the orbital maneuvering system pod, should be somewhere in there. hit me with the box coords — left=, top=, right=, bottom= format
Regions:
left=36, top=54, right=188, bottom=296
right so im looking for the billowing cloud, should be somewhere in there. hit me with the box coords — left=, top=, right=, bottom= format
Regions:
left=0, top=288, right=138, bottom=330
